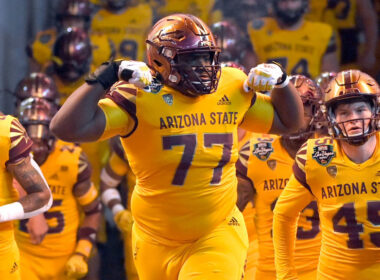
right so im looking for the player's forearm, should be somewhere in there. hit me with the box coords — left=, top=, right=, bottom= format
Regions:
left=3, top=157, right=52, bottom=222
left=271, top=83, right=304, bottom=133
left=273, top=212, right=299, bottom=280
left=50, top=83, right=106, bottom=142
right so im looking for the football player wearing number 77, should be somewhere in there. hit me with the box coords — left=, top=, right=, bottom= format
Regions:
left=273, top=70, right=380, bottom=280
left=50, top=14, right=303, bottom=280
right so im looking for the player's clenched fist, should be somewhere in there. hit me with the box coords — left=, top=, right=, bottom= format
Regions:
left=86, top=60, right=152, bottom=90
left=65, top=254, right=88, bottom=279
left=244, top=63, right=289, bottom=92
left=114, top=209, right=133, bottom=235
left=118, top=61, right=153, bottom=89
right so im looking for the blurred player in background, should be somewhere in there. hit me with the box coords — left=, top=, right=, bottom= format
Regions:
left=306, top=0, right=377, bottom=71
left=50, top=13, right=304, bottom=280
left=14, top=72, right=60, bottom=107
left=91, top=0, right=153, bottom=61
left=247, top=0, right=339, bottom=78
left=152, top=0, right=218, bottom=24
left=14, top=97, right=101, bottom=280
left=0, top=110, right=52, bottom=279
left=236, top=75, right=322, bottom=280
left=100, top=137, right=137, bottom=280
left=273, top=70, right=380, bottom=279
left=27, top=0, right=92, bottom=72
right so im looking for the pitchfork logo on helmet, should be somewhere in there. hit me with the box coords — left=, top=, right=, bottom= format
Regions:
left=14, top=73, right=59, bottom=105
left=146, top=14, right=221, bottom=97
left=322, top=69, right=380, bottom=145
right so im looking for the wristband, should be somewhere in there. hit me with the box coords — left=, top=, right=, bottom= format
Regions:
left=275, top=75, right=290, bottom=88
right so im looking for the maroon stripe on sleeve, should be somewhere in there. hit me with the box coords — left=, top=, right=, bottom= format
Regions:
left=292, top=163, right=313, bottom=195
left=105, top=91, right=138, bottom=138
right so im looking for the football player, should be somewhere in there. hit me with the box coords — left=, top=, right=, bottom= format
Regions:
left=91, top=0, right=153, bottom=61
left=100, top=137, right=137, bottom=280
left=273, top=70, right=380, bottom=279
left=153, top=0, right=218, bottom=24
left=236, top=75, right=322, bottom=280
left=50, top=14, right=304, bottom=280
left=14, top=98, right=101, bottom=280
left=27, top=0, right=92, bottom=72
left=306, top=0, right=377, bottom=71
left=0, top=113, right=52, bottom=279
left=247, top=0, right=339, bottom=79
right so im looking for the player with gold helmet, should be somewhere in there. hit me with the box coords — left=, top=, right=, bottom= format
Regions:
left=273, top=69, right=380, bottom=279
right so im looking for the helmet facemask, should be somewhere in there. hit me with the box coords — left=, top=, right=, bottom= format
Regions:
left=325, top=96, right=379, bottom=146
left=146, top=14, right=221, bottom=97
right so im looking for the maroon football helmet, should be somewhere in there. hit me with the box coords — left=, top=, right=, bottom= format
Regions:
left=14, top=72, right=59, bottom=104
left=16, top=98, right=57, bottom=164
left=53, top=27, right=92, bottom=82
left=282, top=75, right=323, bottom=147
left=146, top=14, right=221, bottom=97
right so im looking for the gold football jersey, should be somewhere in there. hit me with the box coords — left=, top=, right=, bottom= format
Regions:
left=108, top=145, right=136, bottom=209
left=15, top=140, right=91, bottom=257
left=247, top=17, right=336, bottom=79
left=306, top=0, right=357, bottom=29
left=91, top=3, right=153, bottom=61
left=237, top=135, right=321, bottom=274
left=97, top=67, right=274, bottom=244
left=275, top=134, right=380, bottom=279
left=28, top=28, right=57, bottom=70
left=0, top=116, right=32, bottom=254
left=156, top=0, right=216, bottom=24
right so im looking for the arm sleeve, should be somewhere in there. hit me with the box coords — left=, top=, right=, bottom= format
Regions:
left=98, top=81, right=138, bottom=141
left=239, top=93, right=274, bottom=133
left=273, top=176, right=314, bottom=280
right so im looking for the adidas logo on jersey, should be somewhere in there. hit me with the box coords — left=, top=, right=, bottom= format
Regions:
left=228, top=217, right=240, bottom=226
left=217, top=95, right=231, bottom=105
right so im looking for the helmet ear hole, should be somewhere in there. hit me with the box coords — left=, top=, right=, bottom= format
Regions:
left=154, top=60, right=162, bottom=67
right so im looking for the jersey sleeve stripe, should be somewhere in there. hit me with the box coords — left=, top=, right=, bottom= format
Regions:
left=106, top=91, right=138, bottom=138
left=77, top=152, right=92, bottom=183
left=8, top=119, right=33, bottom=165
left=292, top=163, right=313, bottom=194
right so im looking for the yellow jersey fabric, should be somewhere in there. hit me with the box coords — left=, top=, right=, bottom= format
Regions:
left=237, top=135, right=320, bottom=276
left=98, top=67, right=274, bottom=245
left=274, top=135, right=380, bottom=280
left=28, top=28, right=57, bottom=70
left=247, top=17, right=336, bottom=79
left=306, top=0, right=357, bottom=29
left=0, top=116, right=32, bottom=252
left=15, top=140, right=91, bottom=257
left=155, top=0, right=216, bottom=24
left=91, top=4, right=153, bottom=60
